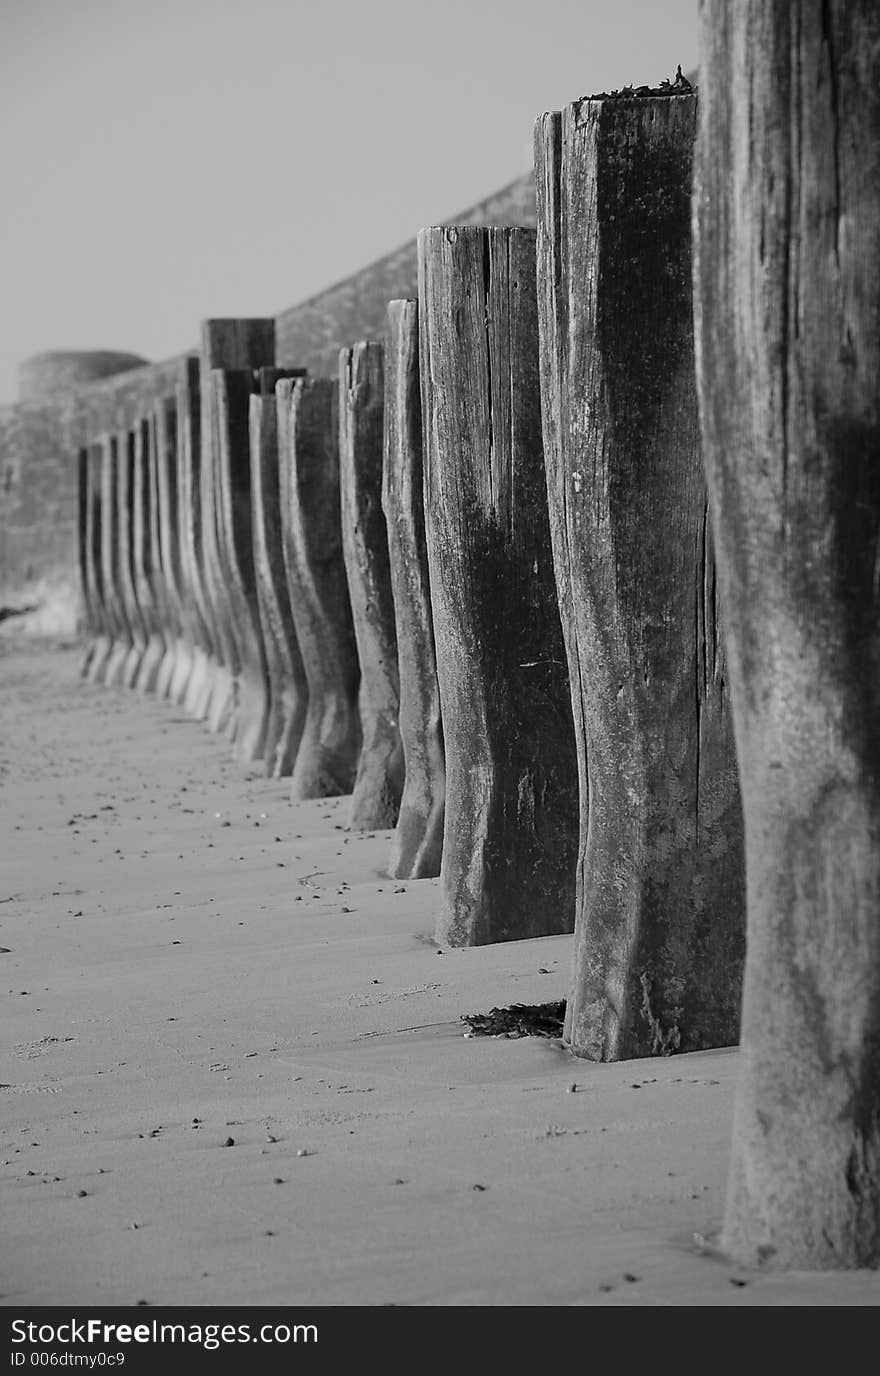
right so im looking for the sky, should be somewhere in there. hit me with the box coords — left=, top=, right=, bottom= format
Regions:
left=0, top=0, right=698, bottom=404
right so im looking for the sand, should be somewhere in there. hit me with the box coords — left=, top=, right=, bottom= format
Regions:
left=1, top=640, right=877, bottom=1307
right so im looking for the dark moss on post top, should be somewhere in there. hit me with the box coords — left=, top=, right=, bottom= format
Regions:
left=18, top=350, right=150, bottom=401
left=585, top=66, right=696, bottom=101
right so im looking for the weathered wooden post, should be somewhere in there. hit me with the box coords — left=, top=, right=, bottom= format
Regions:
left=210, top=368, right=270, bottom=762
left=199, top=319, right=276, bottom=736
left=339, top=341, right=405, bottom=830
left=534, top=91, right=745, bottom=1060
left=130, top=416, right=166, bottom=694
left=694, top=0, right=880, bottom=1269
left=81, top=444, right=110, bottom=678
left=382, top=300, right=445, bottom=878
left=175, top=358, right=214, bottom=714
left=250, top=374, right=309, bottom=776
left=115, top=429, right=149, bottom=689
left=77, top=447, right=96, bottom=675
left=210, top=366, right=304, bottom=767
left=279, top=377, right=362, bottom=800
left=418, top=225, right=579, bottom=946
left=153, top=396, right=189, bottom=701
left=88, top=434, right=130, bottom=685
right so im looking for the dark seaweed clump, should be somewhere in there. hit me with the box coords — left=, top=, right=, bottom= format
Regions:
left=462, top=1001, right=566, bottom=1039
left=588, top=65, right=695, bottom=101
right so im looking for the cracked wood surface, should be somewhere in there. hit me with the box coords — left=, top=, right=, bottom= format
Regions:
left=382, top=300, right=445, bottom=879
left=694, top=0, right=880, bottom=1269
left=419, top=225, right=578, bottom=948
left=535, top=94, right=744, bottom=1061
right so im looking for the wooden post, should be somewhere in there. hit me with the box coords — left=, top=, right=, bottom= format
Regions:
left=339, top=341, right=405, bottom=830
left=210, top=368, right=269, bottom=763
left=418, top=225, right=579, bottom=946
left=382, top=300, right=445, bottom=878
left=153, top=397, right=189, bottom=701
left=534, top=94, right=745, bottom=1061
left=115, top=429, right=149, bottom=689
left=279, top=377, right=361, bottom=800
left=81, top=444, right=110, bottom=679
left=130, top=417, right=165, bottom=694
left=250, top=372, right=308, bottom=777
left=199, top=319, right=276, bottom=736
left=210, top=366, right=304, bottom=767
left=89, top=434, right=130, bottom=686
left=694, top=0, right=880, bottom=1269
left=175, top=358, right=213, bottom=715
left=77, top=447, right=97, bottom=676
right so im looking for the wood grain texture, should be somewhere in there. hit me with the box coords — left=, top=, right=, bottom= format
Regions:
left=340, top=341, right=405, bottom=831
left=279, top=377, right=361, bottom=800
left=535, top=94, right=745, bottom=1060
left=249, top=372, right=308, bottom=777
left=418, top=225, right=578, bottom=947
left=383, top=300, right=445, bottom=879
left=694, top=0, right=880, bottom=1268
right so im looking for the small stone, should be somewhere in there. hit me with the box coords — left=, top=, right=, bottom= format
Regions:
left=77, top=1189, right=88, bottom=1198
left=224, top=1137, right=235, bottom=1148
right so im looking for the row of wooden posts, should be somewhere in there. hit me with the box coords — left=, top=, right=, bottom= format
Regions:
left=74, top=0, right=880, bottom=1274
left=81, top=152, right=739, bottom=1061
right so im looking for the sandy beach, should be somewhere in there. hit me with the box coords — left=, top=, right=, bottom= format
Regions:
left=1, top=640, right=877, bottom=1307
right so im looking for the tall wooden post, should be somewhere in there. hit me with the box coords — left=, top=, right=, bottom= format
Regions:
left=279, top=377, right=361, bottom=800
left=534, top=94, right=745, bottom=1060
left=250, top=375, right=308, bottom=777
left=199, top=319, right=276, bottom=736
left=694, top=0, right=880, bottom=1268
left=77, top=447, right=96, bottom=676
left=81, top=444, right=109, bottom=679
left=130, top=417, right=165, bottom=694
left=153, top=397, right=189, bottom=701
left=418, top=225, right=579, bottom=946
left=115, top=429, right=149, bottom=689
left=382, top=300, right=445, bottom=878
left=175, top=358, right=213, bottom=714
left=89, top=434, right=130, bottom=686
left=339, top=341, right=405, bottom=830
left=210, top=369, right=270, bottom=763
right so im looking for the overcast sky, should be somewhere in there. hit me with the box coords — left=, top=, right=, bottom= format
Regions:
left=0, top=0, right=697, bottom=404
